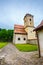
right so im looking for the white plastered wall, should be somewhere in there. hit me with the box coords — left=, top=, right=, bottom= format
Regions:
left=13, top=34, right=27, bottom=44
left=38, top=30, right=43, bottom=56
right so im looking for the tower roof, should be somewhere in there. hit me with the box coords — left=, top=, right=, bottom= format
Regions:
left=34, top=20, right=43, bottom=31
left=24, top=13, right=33, bottom=20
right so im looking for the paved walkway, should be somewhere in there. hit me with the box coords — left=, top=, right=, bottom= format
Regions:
left=0, top=43, right=43, bottom=65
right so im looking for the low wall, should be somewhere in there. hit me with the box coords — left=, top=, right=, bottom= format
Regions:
left=27, top=39, right=37, bottom=44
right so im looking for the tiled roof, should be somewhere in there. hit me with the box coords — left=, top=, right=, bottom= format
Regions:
left=34, top=20, right=43, bottom=31
left=14, top=24, right=24, bottom=29
left=14, top=24, right=27, bottom=34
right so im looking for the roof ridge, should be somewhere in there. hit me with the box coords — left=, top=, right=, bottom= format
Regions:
left=14, top=24, right=24, bottom=27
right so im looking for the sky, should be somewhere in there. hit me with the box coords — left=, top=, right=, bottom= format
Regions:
left=0, top=0, right=43, bottom=29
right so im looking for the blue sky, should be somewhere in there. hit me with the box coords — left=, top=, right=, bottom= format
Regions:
left=0, top=0, right=43, bottom=29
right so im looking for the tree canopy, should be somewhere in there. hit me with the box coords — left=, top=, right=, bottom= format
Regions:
left=0, top=28, right=13, bottom=42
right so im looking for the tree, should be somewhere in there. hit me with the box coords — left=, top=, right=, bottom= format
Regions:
left=0, top=28, right=14, bottom=42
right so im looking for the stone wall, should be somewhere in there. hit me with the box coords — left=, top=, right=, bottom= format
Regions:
left=27, top=39, right=37, bottom=44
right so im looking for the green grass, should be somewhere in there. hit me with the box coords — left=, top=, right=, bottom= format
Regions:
left=15, top=44, right=38, bottom=52
left=0, top=42, right=8, bottom=49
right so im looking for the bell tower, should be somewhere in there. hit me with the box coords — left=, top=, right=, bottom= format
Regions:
left=24, top=13, right=37, bottom=41
left=24, top=14, right=34, bottom=28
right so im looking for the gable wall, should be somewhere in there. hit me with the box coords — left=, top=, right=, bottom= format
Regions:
left=13, top=34, right=27, bottom=44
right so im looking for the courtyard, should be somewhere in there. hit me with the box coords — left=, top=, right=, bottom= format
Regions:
left=0, top=43, right=43, bottom=65
left=0, top=42, right=38, bottom=52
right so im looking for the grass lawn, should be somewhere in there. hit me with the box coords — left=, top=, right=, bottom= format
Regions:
left=0, top=42, right=8, bottom=49
left=15, top=44, right=38, bottom=52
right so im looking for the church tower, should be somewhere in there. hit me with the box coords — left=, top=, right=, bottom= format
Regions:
left=24, top=14, right=34, bottom=28
left=24, top=14, right=37, bottom=43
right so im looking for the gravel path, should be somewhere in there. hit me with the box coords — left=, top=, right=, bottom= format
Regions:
left=0, top=43, right=43, bottom=65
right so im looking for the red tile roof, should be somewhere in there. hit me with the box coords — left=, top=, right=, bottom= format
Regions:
left=14, top=24, right=27, bottom=34
left=34, top=20, right=43, bottom=31
left=14, top=24, right=24, bottom=29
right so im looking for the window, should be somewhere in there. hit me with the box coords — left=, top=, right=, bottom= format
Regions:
left=24, top=38, right=26, bottom=40
left=30, top=22, right=31, bottom=24
left=30, top=19, right=31, bottom=21
left=18, top=38, right=20, bottom=40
